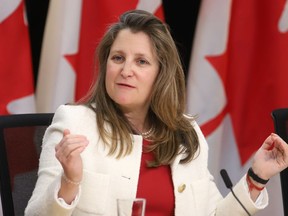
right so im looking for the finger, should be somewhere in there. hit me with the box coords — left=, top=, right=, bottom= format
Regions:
left=57, top=133, right=87, bottom=149
left=271, top=135, right=288, bottom=153
left=55, top=129, right=71, bottom=151
left=261, top=133, right=285, bottom=151
left=69, top=145, right=87, bottom=157
left=62, top=136, right=88, bottom=145
left=63, top=129, right=70, bottom=137
left=56, top=143, right=87, bottom=165
left=261, top=134, right=274, bottom=150
left=271, top=133, right=286, bottom=143
left=57, top=138, right=88, bottom=158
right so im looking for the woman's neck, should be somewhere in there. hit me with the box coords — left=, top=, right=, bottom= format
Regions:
left=125, top=112, right=150, bottom=134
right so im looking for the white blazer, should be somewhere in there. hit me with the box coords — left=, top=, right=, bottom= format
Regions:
left=25, top=105, right=268, bottom=216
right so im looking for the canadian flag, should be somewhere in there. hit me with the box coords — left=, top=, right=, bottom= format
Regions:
left=0, top=0, right=35, bottom=115
left=36, top=0, right=164, bottom=113
left=187, top=0, right=288, bottom=215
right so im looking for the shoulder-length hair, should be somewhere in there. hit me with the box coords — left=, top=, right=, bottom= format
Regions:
left=82, top=9, right=199, bottom=166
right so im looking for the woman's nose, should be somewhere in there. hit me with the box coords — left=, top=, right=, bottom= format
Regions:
left=120, top=62, right=134, bottom=78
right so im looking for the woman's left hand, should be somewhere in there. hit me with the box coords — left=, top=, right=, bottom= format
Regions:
left=252, top=133, right=288, bottom=180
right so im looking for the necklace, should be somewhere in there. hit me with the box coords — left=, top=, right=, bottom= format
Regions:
left=140, top=126, right=154, bottom=138
left=129, top=121, right=154, bottom=138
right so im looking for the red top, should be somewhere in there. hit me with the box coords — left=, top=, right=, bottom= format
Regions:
left=136, top=139, right=175, bottom=216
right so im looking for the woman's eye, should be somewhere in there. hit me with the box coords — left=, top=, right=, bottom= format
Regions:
left=138, top=59, right=149, bottom=65
left=112, top=55, right=123, bottom=62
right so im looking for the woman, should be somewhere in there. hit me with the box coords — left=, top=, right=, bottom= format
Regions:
left=25, top=9, right=288, bottom=215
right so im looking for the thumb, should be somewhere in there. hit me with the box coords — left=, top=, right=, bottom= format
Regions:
left=63, top=129, right=70, bottom=137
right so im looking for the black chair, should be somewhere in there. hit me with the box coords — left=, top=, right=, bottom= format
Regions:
left=0, top=113, right=54, bottom=216
left=271, top=108, right=288, bottom=216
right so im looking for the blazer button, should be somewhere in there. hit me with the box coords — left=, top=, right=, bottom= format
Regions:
left=178, top=183, right=186, bottom=193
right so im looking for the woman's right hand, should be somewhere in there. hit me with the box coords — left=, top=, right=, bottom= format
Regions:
left=55, top=129, right=89, bottom=182
left=55, top=129, right=89, bottom=203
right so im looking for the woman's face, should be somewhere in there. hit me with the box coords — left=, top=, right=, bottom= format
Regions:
left=105, top=29, right=159, bottom=113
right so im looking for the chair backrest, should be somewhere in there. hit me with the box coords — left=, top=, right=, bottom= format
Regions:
left=0, top=113, right=54, bottom=216
left=271, top=108, right=288, bottom=216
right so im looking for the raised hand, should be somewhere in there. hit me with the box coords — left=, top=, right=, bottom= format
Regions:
left=252, top=133, right=288, bottom=180
left=55, top=129, right=89, bottom=184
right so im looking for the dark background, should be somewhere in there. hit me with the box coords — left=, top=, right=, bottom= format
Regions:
left=25, top=0, right=201, bottom=86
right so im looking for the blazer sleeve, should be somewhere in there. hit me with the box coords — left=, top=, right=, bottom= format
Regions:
left=192, top=120, right=269, bottom=215
left=25, top=105, right=81, bottom=216
left=216, top=175, right=268, bottom=215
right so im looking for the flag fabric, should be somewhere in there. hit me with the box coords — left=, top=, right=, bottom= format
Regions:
left=0, top=0, right=36, bottom=214
left=186, top=0, right=288, bottom=215
left=0, top=0, right=35, bottom=115
left=36, top=0, right=164, bottom=113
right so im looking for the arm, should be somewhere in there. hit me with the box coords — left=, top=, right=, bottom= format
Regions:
left=56, top=129, right=88, bottom=204
left=217, top=133, right=288, bottom=215
left=25, top=105, right=88, bottom=216
left=249, top=133, right=288, bottom=201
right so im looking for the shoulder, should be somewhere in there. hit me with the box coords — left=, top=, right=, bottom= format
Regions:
left=54, top=104, right=95, bottom=118
left=183, top=114, right=201, bottom=135
left=51, top=104, right=96, bottom=127
left=183, top=113, right=209, bottom=150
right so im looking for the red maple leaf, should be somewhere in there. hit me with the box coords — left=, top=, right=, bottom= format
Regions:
left=0, top=2, right=34, bottom=114
left=203, top=1, right=288, bottom=164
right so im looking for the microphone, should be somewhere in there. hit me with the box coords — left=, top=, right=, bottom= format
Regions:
left=220, top=169, right=251, bottom=216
